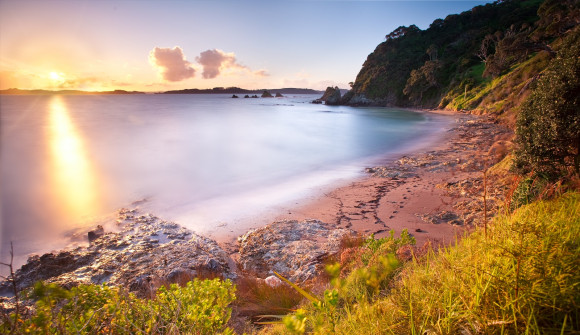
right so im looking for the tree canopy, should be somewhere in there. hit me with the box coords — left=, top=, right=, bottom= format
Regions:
left=345, top=0, right=579, bottom=109
left=514, top=29, right=580, bottom=180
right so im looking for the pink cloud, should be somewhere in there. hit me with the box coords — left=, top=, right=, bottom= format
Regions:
left=196, top=49, right=268, bottom=79
left=149, top=46, right=195, bottom=82
left=196, top=49, right=239, bottom=79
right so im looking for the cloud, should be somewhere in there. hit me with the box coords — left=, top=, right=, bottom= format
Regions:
left=253, top=69, right=269, bottom=77
left=149, top=46, right=195, bottom=82
left=196, top=49, right=268, bottom=79
left=196, top=49, right=238, bottom=79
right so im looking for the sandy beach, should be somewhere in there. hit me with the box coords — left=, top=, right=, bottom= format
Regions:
left=222, top=109, right=512, bottom=254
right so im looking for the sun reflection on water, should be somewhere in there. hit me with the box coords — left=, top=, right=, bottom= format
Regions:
left=47, top=96, right=102, bottom=223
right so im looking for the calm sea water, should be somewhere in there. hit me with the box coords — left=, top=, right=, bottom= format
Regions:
left=0, top=94, right=450, bottom=269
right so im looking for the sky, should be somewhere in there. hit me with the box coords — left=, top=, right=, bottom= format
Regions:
left=0, top=0, right=491, bottom=92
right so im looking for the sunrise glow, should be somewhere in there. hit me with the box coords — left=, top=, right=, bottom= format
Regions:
left=49, top=71, right=65, bottom=85
left=0, top=1, right=490, bottom=92
left=47, top=96, right=102, bottom=220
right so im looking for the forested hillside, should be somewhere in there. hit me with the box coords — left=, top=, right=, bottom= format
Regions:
left=343, top=0, right=579, bottom=122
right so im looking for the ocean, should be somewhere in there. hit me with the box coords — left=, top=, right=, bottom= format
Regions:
left=0, top=94, right=450, bottom=269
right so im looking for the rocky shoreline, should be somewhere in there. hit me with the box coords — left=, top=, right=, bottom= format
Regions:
left=1, top=213, right=355, bottom=300
left=1, top=111, right=512, bottom=314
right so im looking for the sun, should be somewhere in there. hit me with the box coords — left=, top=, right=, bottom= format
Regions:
left=49, top=71, right=65, bottom=84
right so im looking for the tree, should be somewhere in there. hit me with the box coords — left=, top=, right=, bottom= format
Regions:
left=481, top=26, right=534, bottom=78
left=476, top=34, right=496, bottom=65
left=426, top=44, right=438, bottom=61
left=403, top=60, right=441, bottom=105
left=514, top=29, right=580, bottom=180
left=535, top=0, right=580, bottom=39
left=385, top=25, right=420, bottom=40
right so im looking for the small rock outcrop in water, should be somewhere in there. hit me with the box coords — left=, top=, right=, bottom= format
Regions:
left=261, top=90, right=273, bottom=98
left=1, top=209, right=234, bottom=296
left=319, top=86, right=341, bottom=105
left=87, top=225, right=104, bottom=243
left=275, top=92, right=283, bottom=97
left=238, top=219, right=356, bottom=282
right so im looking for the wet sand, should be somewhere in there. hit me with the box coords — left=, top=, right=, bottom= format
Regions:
left=221, top=109, right=512, bottom=252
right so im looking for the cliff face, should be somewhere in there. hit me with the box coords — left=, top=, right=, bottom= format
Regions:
left=343, top=0, right=579, bottom=119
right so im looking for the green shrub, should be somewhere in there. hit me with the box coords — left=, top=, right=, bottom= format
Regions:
left=265, top=230, right=414, bottom=334
left=2, top=278, right=236, bottom=334
left=510, top=176, right=550, bottom=210
left=364, top=229, right=416, bottom=254
left=514, top=29, right=580, bottom=180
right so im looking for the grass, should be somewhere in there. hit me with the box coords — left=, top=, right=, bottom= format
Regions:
left=3, top=190, right=578, bottom=334
left=233, top=275, right=304, bottom=324
left=261, top=192, right=580, bottom=334
left=443, top=51, right=551, bottom=122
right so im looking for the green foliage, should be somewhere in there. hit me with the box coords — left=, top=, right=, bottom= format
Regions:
left=234, top=275, right=303, bottom=321
left=336, top=230, right=411, bottom=301
left=403, top=60, right=442, bottom=105
left=261, top=192, right=580, bottom=335
left=364, top=228, right=416, bottom=253
left=2, top=278, right=236, bottom=334
left=383, top=192, right=580, bottom=334
left=282, top=309, right=307, bottom=334
left=535, top=0, right=580, bottom=38
left=347, top=0, right=578, bottom=110
left=514, top=28, right=580, bottom=180
left=340, top=254, right=400, bottom=303
left=510, top=176, right=551, bottom=210
left=266, top=230, right=414, bottom=334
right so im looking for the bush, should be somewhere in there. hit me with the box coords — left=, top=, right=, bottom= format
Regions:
left=2, top=278, right=236, bottom=334
left=514, top=29, right=580, bottom=180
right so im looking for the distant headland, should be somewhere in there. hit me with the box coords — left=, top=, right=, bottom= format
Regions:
left=0, top=88, right=146, bottom=95
left=0, top=87, right=324, bottom=95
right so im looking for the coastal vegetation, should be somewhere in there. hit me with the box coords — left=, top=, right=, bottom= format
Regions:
left=1, top=0, right=579, bottom=334
left=1, top=278, right=235, bottom=334
left=264, top=192, right=579, bottom=334
left=513, top=29, right=580, bottom=180
left=258, top=1, right=579, bottom=333
left=343, top=0, right=579, bottom=118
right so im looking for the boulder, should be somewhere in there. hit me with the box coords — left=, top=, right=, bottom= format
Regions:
left=346, top=93, right=374, bottom=106
left=264, top=275, right=283, bottom=287
left=261, top=90, right=273, bottom=98
left=319, top=86, right=341, bottom=105
left=88, top=225, right=104, bottom=243
left=275, top=92, right=284, bottom=97
left=238, top=219, right=356, bottom=283
left=1, top=209, right=236, bottom=297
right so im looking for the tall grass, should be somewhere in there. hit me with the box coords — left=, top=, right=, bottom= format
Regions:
left=262, top=192, right=579, bottom=334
